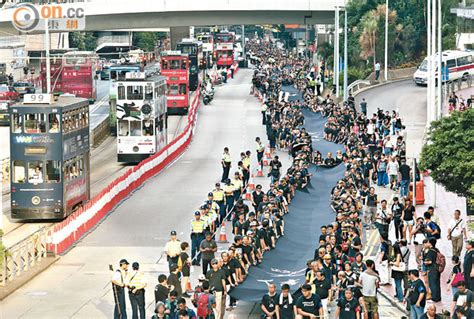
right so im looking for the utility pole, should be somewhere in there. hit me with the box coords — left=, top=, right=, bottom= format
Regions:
left=437, top=0, right=442, bottom=120
left=335, top=6, right=340, bottom=97
left=384, top=0, right=389, bottom=81
left=45, top=18, right=51, bottom=94
left=343, top=8, right=348, bottom=101
left=427, top=0, right=432, bottom=124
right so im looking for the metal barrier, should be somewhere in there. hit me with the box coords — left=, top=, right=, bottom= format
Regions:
left=90, top=116, right=110, bottom=148
left=0, top=228, right=50, bottom=287
left=347, top=80, right=372, bottom=96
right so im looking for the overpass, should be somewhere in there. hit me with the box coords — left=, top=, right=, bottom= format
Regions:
left=0, top=0, right=345, bottom=36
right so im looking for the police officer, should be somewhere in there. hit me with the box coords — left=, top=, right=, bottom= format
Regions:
left=190, top=211, right=206, bottom=266
left=212, top=183, right=226, bottom=224
left=207, top=193, right=220, bottom=227
left=165, top=231, right=181, bottom=271
left=126, top=262, right=147, bottom=319
left=223, top=179, right=235, bottom=219
left=221, top=147, right=231, bottom=182
left=112, top=259, right=129, bottom=319
left=231, top=171, right=244, bottom=200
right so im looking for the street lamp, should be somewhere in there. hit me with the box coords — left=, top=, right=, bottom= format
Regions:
left=384, top=0, right=389, bottom=81
left=343, top=8, right=348, bottom=101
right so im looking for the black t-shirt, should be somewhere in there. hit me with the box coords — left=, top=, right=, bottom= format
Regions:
left=367, top=194, right=377, bottom=207
left=399, top=164, right=411, bottom=180
left=278, top=294, right=295, bottom=319
left=180, top=252, right=190, bottom=276
left=242, top=244, right=253, bottom=264
left=408, top=279, right=426, bottom=307
left=348, top=235, right=361, bottom=257
left=403, top=205, right=415, bottom=221
left=314, top=278, right=331, bottom=300
left=423, top=249, right=438, bottom=271
left=464, top=250, right=473, bottom=277
left=261, top=293, right=278, bottom=318
left=391, top=203, right=404, bottom=219
left=337, top=297, right=360, bottom=319
left=296, top=294, right=322, bottom=318
left=154, top=284, right=169, bottom=303
left=206, top=269, right=226, bottom=292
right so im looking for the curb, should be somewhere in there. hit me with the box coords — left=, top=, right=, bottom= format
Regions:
left=353, top=77, right=414, bottom=97
left=378, top=287, right=409, bottom=315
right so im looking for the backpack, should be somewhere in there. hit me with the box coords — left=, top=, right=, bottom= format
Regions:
left=436, top=250, right=446, bottom=273
left=191, top=286, right=203, bottom=307
left=197, top=292, right=211, bottom=317
left=430, top=221, right=441, bottom=239
left=387, top=243, right=396, bottom=262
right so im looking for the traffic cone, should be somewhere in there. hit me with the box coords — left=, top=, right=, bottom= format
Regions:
left=218, top=222, right=228, bottom=243
left=245, top=191, right=251, bottom=200
left=186, top=280, right=192, bottom=292
left=248, top=174, right=255, bottom=190
left=265, top=146, right=271, bottom=159
left=257, top=167, right=263, bottom=177
left=263, top=159, right=269, bottom=166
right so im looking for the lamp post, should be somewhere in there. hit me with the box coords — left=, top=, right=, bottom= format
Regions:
left=343, top=8, right=348, bottom=101
left=384, top=0, right=389, bottom=81
left=334, top=6, right=340, bottom=97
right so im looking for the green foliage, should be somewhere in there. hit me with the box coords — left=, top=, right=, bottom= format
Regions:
left=0, top=229, right=4, bottom=267
left=420, top=109, right=474, bottom=198
left=132, top=32, right=157, bottom=52
left=69, top=32, right=97, bottom=51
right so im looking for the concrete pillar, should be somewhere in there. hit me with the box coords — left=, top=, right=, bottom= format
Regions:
left=170, top=26, right=190, bottom=50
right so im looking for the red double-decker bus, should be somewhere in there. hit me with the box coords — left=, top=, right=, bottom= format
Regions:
left=214, top=32, right=235, bottom=68
left=160, top=51, right=189, bottom=115
left=41, top=51, right=98, bottom=103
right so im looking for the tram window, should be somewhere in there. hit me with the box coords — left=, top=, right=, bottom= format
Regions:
left=157, top=115, right=165, bottom=132
left=13, top=161, right=26, bottom=183
left=46, top=160, right=61, bottom=183
left=118, top=85, right=126, bottom=100
left=142, top=120, right=153, bottom=136
left=181, top=61, right=187, bottom=70
left=145, top=85, right=153, bottom=100
left=168, top=84, right=179, bottom=95
left=25, top=113, right=47, bottom=133
left=28, top=161, right=44, bottom=184
left=170, top=60, right=180, bottom=70
left=11, top=114, right=23, bottom=133
left=110, top=71, right=117, bottom=80
left=127, top=85, right=143, bottom=100
left=118, top=120, right=129, bottom=136
left=130, top=121, right=141, bottom=136
left=179, top=84, right=187, bottom=95
left=161, top=60, right=169, bottom=70
left=49, top=114, right=60, bottom=133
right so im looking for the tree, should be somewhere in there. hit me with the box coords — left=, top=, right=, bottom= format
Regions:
left=420, top=109, right=474, bottom=198
left=69, top=32, right=97, bottom=51
left=133, top=32, right=157, bottom=52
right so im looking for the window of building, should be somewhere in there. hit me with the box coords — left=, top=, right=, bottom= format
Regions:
left=46, top=160, right=61, bottom=183
left=118, top=120, right=129, bottom=136
left=24, top=113, right=47, bottom=133
left=13, top=161, right=26, bottom=183
left=28, top=161, right=44, bottom=184
left=49, top=113, right=60, bottom=133
left=11, top=114, right=23, bottom=133
left=127, top=85, right=143, bottom=100
left=130, top=121, right=142, bottom=136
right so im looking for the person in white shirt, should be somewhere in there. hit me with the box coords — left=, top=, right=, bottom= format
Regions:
left=387, top=156, right=399, bottom=190
left=447, top=209, right=467, bottom=257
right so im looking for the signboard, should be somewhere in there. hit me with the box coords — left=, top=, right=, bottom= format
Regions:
left=125, top=72, right=146, bottom=80
left=23, top=94, right=53, bottom=104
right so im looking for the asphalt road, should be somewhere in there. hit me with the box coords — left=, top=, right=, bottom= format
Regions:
left=1, top=69, right=270, bottom=318
left=355, top=80, right=427, bottom=158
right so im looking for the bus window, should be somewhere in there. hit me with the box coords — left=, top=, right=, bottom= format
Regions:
left=446, top=59, right=456, bottom=68
left=145, top=85, right=153, bottom=100
left=25, top=113, right=47, bottom=133
left=167, top=84, right=179, bottom=95
left=46, top=160, right=61, bottom=183
left=49, top=114, right=60, bottom=133
left=118, top=120, right=129, bottom=136
left=11, top=114, right=23, bottom=133
left=13, top=161, right=26, bottom=183
left=143, top=120, right=153, bottom=136
left=170, top=60, right=181, bottom=70
left=161, top=60, right=168, bottom=70
left=179, top=84, right=187, bottom=95
left=130, top=121, right=141, bottom=136
left=28, top=162, right=44, bottom=184
left=118, top=85, right=126, bottom=99
left=127, top=85, right=143, bottom=100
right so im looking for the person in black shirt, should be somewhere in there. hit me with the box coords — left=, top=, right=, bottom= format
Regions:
left=406, top=269, right=426, bottom=319
left=336, top=289, right=361, bottom=319
left=423, top=238, right=441, bottom=302
left=278, top=284, right=295, bottom=319
left=391, top=197, right=404, bottom=241
left=261, top=283, right=278, bottom=319
left=399, top=159, right=411, bottom=198
left=296, top=284, right=324, bottom=319
left=314, top=271, right=332, bottom=312
left=154, top=274, right=170, bottom=304
left=206, top=259, right=227, bottom=319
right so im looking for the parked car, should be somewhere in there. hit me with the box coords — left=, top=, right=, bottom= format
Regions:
left=0, top=85, right=20, bottom=126
left=13, top=81, right=35, bottom=96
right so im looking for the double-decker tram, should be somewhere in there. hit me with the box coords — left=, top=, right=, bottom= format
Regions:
left=214, top=32, right=235, bottom=68
left=116, top=73, right=167, bottom=163
left=197, top=33, right=214, bottom=68
left=160, top=51, right=190, bottom=115
left=10, top=94, right=90, bottom=220
left=109, top=63, right=143, bottom=135
left=176, top=39, right=203, bottom=91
